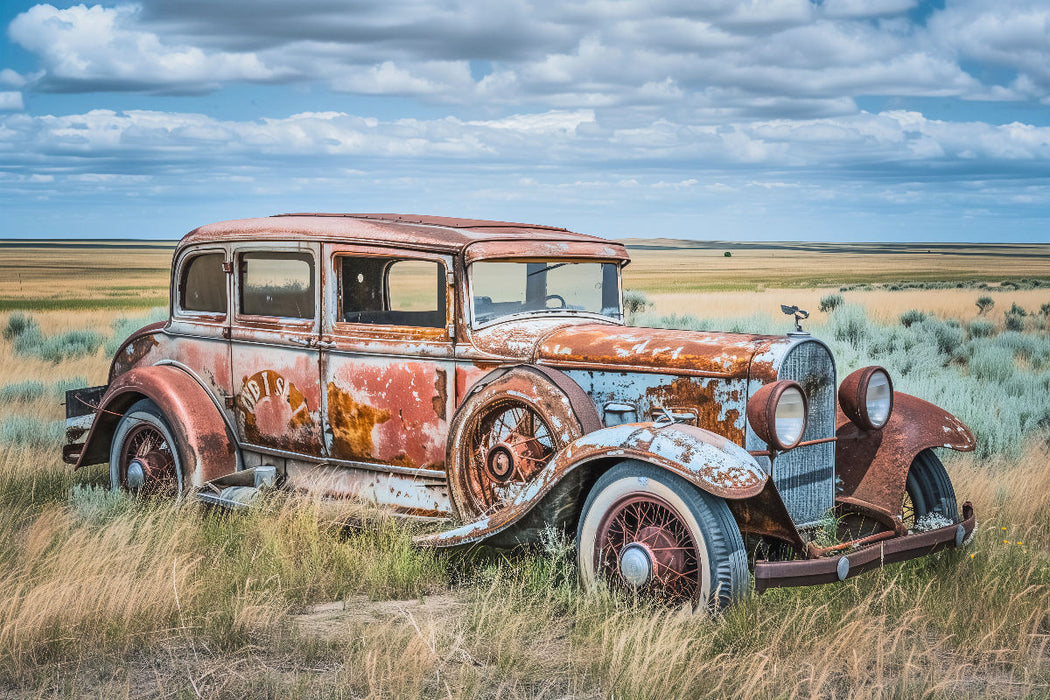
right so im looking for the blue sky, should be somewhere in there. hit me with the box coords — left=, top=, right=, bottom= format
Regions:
left=1, top=0, right=1049, bottom=242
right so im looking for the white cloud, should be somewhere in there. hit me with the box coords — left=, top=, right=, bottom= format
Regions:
left=8, top=4, right=285, bottom=92
left=3, top=107, right=1048, bottom=182
left=0, top=69, right=26, bottom=88
left=5, top=0, right=1049, bottom=110
left=0, top=92, right=23, bottom=111
left=820, top=0, right=917, bottom=19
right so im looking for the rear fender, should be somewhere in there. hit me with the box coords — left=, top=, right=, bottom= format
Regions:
left=414, top=421, right=795, bottom=548
left=73, top=365, right=238, bottom=487
left=836, top=392, right=975, bottom=527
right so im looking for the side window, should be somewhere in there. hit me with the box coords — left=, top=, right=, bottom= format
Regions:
left=338, top=256, right=445, bottom=328
left=239, top=252, right=315, bottom=319
left=179, top=253, right=227, bottom=314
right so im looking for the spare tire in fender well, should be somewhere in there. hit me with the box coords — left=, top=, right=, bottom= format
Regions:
left=74, top=365, right=238, bottom=487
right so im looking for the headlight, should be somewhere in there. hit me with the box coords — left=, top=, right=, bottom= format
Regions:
left=839, top=366, right=894, bottom=430
left=747, top=380, right=809, bottom=451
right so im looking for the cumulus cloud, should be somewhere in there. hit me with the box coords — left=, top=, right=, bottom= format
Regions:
left=5, top=0, right=1050, bottom=110
left=3, top=107, right=1048, bottom=180
left=0, top=92, right=23, bottom=111
left=8, top=4, right=286, bottom=92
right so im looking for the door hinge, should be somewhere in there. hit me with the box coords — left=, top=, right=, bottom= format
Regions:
left=221, top=326, right=231, bottom=339
left=222, top=261, right=234, bottom=274
left=224, top=395, right=236, bottom=409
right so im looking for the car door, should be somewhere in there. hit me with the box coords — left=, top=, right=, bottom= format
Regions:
left=229, top=242, right=324, bottom=458
left=320, top=244, right=455, bottom=474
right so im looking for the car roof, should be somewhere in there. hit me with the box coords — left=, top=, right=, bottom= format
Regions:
left=178, top=213, right=629, bottom=261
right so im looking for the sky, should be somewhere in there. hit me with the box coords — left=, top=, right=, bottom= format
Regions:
left=1, top=1, right=1049, bottom=242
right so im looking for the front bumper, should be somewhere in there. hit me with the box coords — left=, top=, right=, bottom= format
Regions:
left=754, top=502, right=975, bottom=593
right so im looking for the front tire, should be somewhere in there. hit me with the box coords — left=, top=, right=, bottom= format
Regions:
left=903, top=449, right=959, bottom=531
left=577, top=460, right=748, bottom=611
left=109, top=398, right=184, bottom=496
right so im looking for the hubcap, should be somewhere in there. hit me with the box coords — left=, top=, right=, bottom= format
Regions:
left=619, top=543, right=653, bottom=587
left=126, top=459, right=146, bottom=489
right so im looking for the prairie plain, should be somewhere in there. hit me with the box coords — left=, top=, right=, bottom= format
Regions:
left=1, top=239, right=1049, bottom=698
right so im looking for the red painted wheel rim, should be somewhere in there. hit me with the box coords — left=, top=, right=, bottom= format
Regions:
left=594, top=493, right=702, bottom=605
left=118, top=422, right=177, bottom=495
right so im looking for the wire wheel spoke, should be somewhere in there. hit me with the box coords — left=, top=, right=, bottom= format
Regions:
left=595, top=494, right=702, bottom=605
left=465, top=399, right=559, bottom=512
left=120, top=422, right=176, bottom=495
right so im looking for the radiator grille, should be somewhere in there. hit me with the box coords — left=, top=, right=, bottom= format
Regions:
left=772, top=340, right=836, bottom=527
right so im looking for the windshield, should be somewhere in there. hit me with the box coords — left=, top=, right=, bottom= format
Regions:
left=470, top=260, right=622, bottom=326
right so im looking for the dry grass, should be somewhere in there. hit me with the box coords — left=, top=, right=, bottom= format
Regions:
left=0, top=242, right=1049, bottom=697
left=644, top=287, right=1050, bottom=326
left=621, top=239, right=1050, bottom=292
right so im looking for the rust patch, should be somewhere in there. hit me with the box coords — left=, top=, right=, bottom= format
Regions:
left=327, top=381, right=392, bottom=461
left=239, top=369, right=319, bottom=453
left=110, top=332, right=160, bottom=379
left=644, top=377, right=745, bottom=444
left=432, top=369, right=448, bottom=421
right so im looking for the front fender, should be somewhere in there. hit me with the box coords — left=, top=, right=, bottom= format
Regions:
left=414, top=421, right=771, bottom=548
left=836, top=391, right=975, bottom=526
left=74, top=365, right=238, bottom=487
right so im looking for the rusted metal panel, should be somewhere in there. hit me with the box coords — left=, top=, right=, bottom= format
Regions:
left=416, top=421, right=770, bottom=548
left=836, top=392, right=975, bottom=526
left=754, top=502, right=975, bottom=592
left=325, top=356, right=451, bottom=469
left=178, top=214, right=622, bottom=260
left=71, top=365, right=237, bottom=486
left=537, top=324, right=790, bottom=378
left=726, top=478, right=807, bottom=551
left=462, top=239, right=630, bottom=265
left=564, top=370, right=748, bottom=444
left=284, top=462, right=451, bottom=518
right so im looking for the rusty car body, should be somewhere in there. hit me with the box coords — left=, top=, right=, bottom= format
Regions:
left=64, top=213, right=976, bottom=609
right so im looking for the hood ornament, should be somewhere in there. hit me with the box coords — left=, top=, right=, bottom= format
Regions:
left=781, top=304, right=809, bottom=334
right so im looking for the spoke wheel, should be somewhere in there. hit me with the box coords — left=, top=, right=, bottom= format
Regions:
left=595, top=494, right=702, bottom=606
left=110, top=399, right=183, bottom=496
left=464, top=398, right=556, bottom=514
left=578, top=460, right=748, bottom=612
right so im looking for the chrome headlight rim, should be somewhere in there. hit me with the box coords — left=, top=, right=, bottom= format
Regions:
left=747, top=380, right=809, bottom=451
left=839, top=365, right=894, bottom=431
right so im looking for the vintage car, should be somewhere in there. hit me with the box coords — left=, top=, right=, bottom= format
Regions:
left=64, top=213, right=976, bottom=610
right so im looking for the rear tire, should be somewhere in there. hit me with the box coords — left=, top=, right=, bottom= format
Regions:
left=577, top=460, right=748, bottom=611
left=903, top=449, right=959, bottom=530
left=109, top=399, right=184, bottom=496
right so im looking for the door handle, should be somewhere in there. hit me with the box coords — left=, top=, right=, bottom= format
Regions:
left=289, top=337, right=314, bottom=347
left=316, top=339, right=336, bottom=350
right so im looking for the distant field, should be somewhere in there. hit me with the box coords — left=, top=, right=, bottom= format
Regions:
left=2, top=238, right=1049, bottom=314
left=621, top=238, right=1050, bottom=292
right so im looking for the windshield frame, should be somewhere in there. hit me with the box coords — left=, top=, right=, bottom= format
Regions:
left=467, top=258, right=625, bottom=330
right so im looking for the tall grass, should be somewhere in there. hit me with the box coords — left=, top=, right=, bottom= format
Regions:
left=2, top=295, right=1050, bottom=695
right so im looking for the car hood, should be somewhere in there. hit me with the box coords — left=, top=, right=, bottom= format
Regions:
left=535, top=323, right=792, bottom=378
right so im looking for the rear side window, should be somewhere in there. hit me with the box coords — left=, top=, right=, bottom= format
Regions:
left=338, top=256, right=445, bottom=328
left=239, top=252, right=315, bottom=319
left=179, top=253, right=227, bottom=314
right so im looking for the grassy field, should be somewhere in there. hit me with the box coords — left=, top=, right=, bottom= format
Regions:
left=0, top=241, right=1049, bottom=697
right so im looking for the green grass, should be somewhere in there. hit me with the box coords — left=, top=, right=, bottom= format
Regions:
left=0, top=296, right=168, bottom=312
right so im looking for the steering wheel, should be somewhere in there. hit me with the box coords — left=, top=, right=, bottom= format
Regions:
left=544, top=294, right=567, bottom=309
